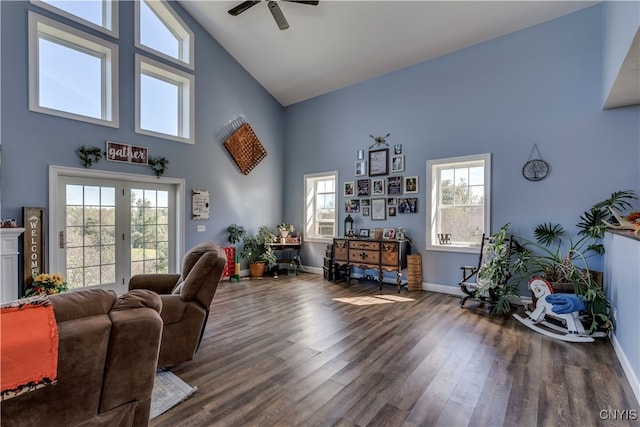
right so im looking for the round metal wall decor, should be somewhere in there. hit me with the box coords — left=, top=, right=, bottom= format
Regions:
left=522, top=143, right=549, bottom=181
left=522, top=159, right=549, bottom=181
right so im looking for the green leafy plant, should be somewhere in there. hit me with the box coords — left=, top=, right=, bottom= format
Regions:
left=226, top=224, right=246, bottom=245
left=519, top=190, right=637, bottom=332
left=240, top=226, right=278, bottom=269
left=277, top=223, right=295, bottom=233
left=77, top=145, right=103, bottom=168
left=148, top=156, right=169, bottom=177
left=474, top=223, right=528, bottom=314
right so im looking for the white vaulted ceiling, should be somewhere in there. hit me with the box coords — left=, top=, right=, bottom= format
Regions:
left=179, top=1, right=611, bottom=107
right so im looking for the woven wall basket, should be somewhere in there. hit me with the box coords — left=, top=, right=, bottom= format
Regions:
left=223, top=122, right=267, bottom=175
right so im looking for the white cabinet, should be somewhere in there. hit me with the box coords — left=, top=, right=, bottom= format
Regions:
left=1, top=228, right=25, bottom=303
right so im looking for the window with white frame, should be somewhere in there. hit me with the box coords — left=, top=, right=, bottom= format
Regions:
left=427, top=153, right=491, bottom=252
left=135, top=55, right=194, bottom=144
left=31, top=0, right=119, bottom=37
left=304, top=172, right=337, bottom=241
left=135, top=0, right=194, bottom=70
left=28, top=12, right=119, bottom=127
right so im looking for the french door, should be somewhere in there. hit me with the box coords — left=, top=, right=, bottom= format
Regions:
left=52, top=169, right=182, bottom=294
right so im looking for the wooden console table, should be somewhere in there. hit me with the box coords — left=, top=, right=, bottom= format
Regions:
left=333, top=237, right=410, bottom=292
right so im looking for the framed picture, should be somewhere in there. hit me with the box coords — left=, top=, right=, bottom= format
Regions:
left=387, top=197, right=397, bottom=205
left=398, top=197, right=417, bottom=213
left=361, top=199, right=370, bottom=207
left=387, top=176, right=402, bottom=195
left=404, top=176, right=418, bottom=194
left=357, top=179, right=370, bottom=197
left=388, top=206, right=397, bottom=217
left=359, top=228, right=370, bottom=238
left=368, top=148, right=389, bottom=176
left=362, top=206, right=370, bottom=216
left=345, top=199, right=360, bottom=213
left=344, top=181, right=354, bottom=197
left=383, top=228, right=396, bottom=240
left=394, top=144, right=402, bottom=154
left=371, top=198, right=386, bottom=220
left=372, top=178, right=385, bottom=196
left=391, top=155, right=404, bottom=172
left=355, top=160, right=367, bottom=176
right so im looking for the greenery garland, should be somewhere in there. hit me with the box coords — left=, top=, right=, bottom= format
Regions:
left=148, top=156, right=169, bottom=177
left=77, top=146, right=103, bottom=168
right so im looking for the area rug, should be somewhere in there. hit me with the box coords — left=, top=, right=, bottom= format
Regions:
left=150, top=370, right=197, bottom=419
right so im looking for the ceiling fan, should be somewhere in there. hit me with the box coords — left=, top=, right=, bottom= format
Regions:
left=228, top=1, right=319, bottom=30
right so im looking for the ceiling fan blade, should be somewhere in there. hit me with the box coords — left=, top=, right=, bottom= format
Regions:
left=228, top=1, right=261, bottom=16
left=267, top=1, right=289, bottom=30
left=285, top=1, right=319, bottom=5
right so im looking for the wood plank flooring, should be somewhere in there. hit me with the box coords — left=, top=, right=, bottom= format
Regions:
left=151, top=273, right=638, bottom=427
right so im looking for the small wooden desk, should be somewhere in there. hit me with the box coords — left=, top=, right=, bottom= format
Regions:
left=269, top=236, right=302, bottom=274
left=333, top=237, right=410, bottom=292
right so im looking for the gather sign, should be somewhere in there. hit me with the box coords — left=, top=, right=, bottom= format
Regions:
left=106, top=141, right=148, bottom=165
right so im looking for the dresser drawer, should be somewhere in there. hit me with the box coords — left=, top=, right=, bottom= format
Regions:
left=349, top=240, right=380, bottom=250
left=334, top=239, right=348, bottom=261
left=349, top=249, right=380, bottom=264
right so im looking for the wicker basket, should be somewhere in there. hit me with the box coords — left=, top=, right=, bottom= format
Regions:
left=407, top=254, right=422, bottom=291
left=223, top=122, right=267, bottom=175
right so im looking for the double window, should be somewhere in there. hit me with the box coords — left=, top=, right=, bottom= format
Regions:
left=29, top=0, right=194, bottom=143
left=304, top=172, right=338, bottom=241
left=427, top=154, right=491, bottom=252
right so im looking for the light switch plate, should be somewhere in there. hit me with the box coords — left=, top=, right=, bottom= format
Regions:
left=197, top=225, right=205, bottom=232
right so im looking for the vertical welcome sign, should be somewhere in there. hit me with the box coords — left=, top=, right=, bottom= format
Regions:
left=22, top=207, right=46, bottom=293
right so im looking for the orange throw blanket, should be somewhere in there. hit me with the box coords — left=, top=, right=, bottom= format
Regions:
left=0, top=296, right=59, bottom=400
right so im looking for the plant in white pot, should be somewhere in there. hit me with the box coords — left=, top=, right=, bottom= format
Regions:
left=240, top=226, right=278, bottom=278
left=277, top=223, right=295, bottom=238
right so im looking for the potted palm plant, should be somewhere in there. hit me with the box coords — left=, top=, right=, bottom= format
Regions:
left=519, top=190, right=637, bottom=332
left=240, top=226, right=278, bottom=278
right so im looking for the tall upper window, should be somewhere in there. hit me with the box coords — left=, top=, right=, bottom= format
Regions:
left=28, top=12, right=119, bottom=127
left=427, top=154, right=491, bottom=252
left=31, top=0, right=119, bottom=37
left=135, top=55, right=194, bottom=144
left=135, top=0, right=194, bottom=70
left=304, top=172, right=337, bottom=241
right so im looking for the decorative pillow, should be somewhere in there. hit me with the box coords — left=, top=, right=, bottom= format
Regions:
left=0, top=296, right=58, bottom=400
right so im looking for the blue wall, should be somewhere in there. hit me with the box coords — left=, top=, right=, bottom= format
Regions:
left=283, top=4, right=640, bottom=289
left=0, top=1, right=285, bottom=264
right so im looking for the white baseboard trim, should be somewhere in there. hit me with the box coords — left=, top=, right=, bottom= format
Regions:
left=301, top=266, right=323, bottom=275
left=422, top=282, right=465, bottom=297
left=610, top=333, right=640, bottom=406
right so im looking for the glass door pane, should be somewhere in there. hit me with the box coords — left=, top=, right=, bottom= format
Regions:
left=130, top=188, right=170, bottom=275
left=65, top=184, right=116, bottom=289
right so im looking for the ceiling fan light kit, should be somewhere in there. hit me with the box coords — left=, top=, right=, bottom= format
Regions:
left=228, top=0, right=319, bottom=30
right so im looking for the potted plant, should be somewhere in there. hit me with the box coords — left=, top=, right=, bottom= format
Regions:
left=226, top=224, right=246, bottom=281
left=277, top=223, right=295, bottom=238
left=518, top=190, right=637, bottom=332
left=240, top=226, right=278, bottom=277
left=472, top=223, right=528, bottom=314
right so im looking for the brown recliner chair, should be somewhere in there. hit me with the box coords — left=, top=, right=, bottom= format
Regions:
left=1, top=288, right=163, bottom=427
left=129, top=242, right=226, bottom=368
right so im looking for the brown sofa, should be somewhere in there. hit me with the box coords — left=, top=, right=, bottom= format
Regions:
left=129, top=241, right=226, bottom=368
left=1, top=288, right=163, bottom=427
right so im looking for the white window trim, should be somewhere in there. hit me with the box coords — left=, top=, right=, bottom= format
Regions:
left=48, top=165, right=186, bottom=280
left=304, top=171, right=338, bottom=244
left=134, top=0, right=195, bottom=70
left=28, top=11, right=119, bottom=128
left=30, top=0, right=119, bottom=38
left=426, top=153, right=491, bottom=254
left=135, top=54, right=195, bottom=144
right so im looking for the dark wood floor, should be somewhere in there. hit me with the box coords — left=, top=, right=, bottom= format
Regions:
left=151, top=273, right=638, bottom=427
